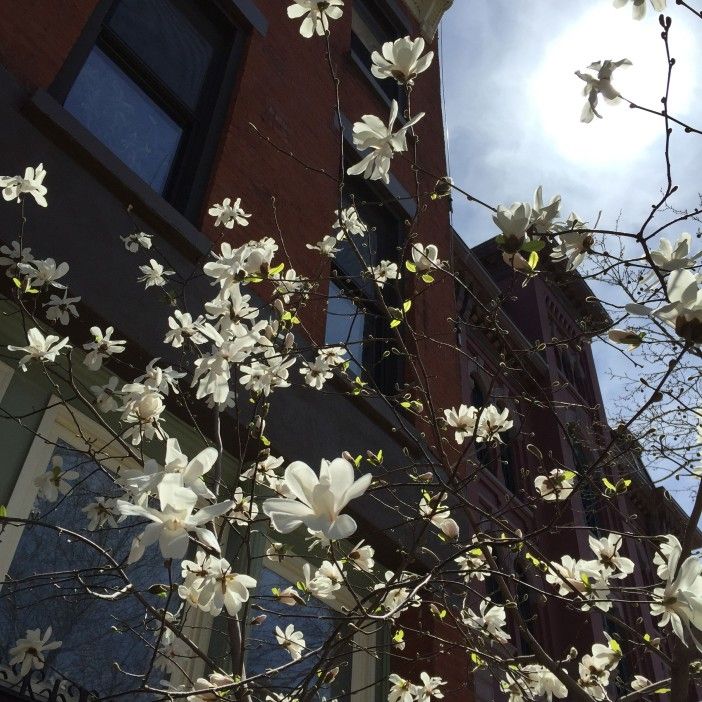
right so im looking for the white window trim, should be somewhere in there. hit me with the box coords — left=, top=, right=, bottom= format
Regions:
left=0, top=360, right=14, bottom=403
left=259, top=556, right=379, bottom=702
left=0, top=398, right=211, bottom=685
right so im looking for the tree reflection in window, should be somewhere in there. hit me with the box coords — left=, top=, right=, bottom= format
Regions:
left=246, top=566, right=353, bottom=701
left=0, top=441, right=181, bottom=698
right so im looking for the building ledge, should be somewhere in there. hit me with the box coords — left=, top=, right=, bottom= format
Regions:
left=24, top=89, right=212, bottom=260
left=401, top=0, right=454, bottom=39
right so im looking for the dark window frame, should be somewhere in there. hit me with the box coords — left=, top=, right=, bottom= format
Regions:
left=49, top=0, right=249, bottom=224
left=326, top=179, right=405, bottom=396
left=349, top=0, right=410, bottom=112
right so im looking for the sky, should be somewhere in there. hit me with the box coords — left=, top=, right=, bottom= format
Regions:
left=439, top=0, right=702, bottom=507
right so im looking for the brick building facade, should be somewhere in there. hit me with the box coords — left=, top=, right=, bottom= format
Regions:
left=0, top=1, right=692, bottom=700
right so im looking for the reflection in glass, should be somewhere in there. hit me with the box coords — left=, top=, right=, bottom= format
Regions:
left=0, top=442, right=179, bottom=699
left=64, top=47, right=183, bottom=193
left=325, top=281, right=365, bottom=377
left=107, top=0, right=214, bottom=111
left=246, top=567, right=352, bottom=700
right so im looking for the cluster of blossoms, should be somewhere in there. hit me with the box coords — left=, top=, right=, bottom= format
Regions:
left=178, top=550, right=257, bottom=616
left=534, top=468, right=575, bottom=501
left=388, top=672, right=446, bottom=702
left=492, top=186, right=594, bottom=274
left=443, top=403, right=513, bottom=445
left=500, top=664, right=568, bottom=702
left=462, top=598, right=511, bottom=645
left=546, top=532, right=635, bottom=612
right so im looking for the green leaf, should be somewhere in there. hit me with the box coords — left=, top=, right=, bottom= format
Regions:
left=268, top=262, right=285, bottom=276
left=421, top=274, right=434, bottom=284
left=260, top=435, right=270, bottom=447
left=400, top=401, right=411, bottom=409
left=580, top=572, right=590, bottom=586
left=404, top=260, right=417, bottom=273
left=0, top=505, right=6, bottom=518
left=608, top=638, right=621, bottom=654
left=602, top=477, right=616, bottom=492
left=402, top=299, right=412, bottom=313
left=655, top=689, right=671, bottom=694
left=390, top=319, right=402, bottom=329
left=527, top=250, right=539, bottom=270
left=392, top=629, right=405, bottom=643
left=564, top=470, right=576, bottom=480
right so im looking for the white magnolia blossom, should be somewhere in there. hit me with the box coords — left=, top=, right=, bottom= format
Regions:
left=186, top=673, right=237, bottom=702
left=463, top=599, right=511, bottom=644
left=240, top=349, right=296, bottom=396
left=443, top=404, right=478, bottom=444
left=165, top=310, right=219, bottom=348
left=83, top=325, right=126, bottom=371
left=34, top=455, right=78, bottom=503
left=8, top=327, right=70, bottom=371
left=334, top=205, right=368, bottom=239
left=287, top=0, right=343, bottom=38
left=8, top=627, right=61, bottom=677
left=119, top=382, right=169, bottom=444
left=135, top=358, right=185, bottom=396
left=302, top=560, right=343, bottom=599
left=275, top=624, right=306, bottom=660
left=588, top=532, right=635, bottom=580
left=576, top=58, right=631, bottom=123
left=82, top=496, right=119, bottom=530
left=349, top=539, right=375, bottom=572
left=306, top=234, right=340, bottom=257
left=374, top=570, right=421, bottom=617
left=627, top=268, right=702, bottom=344
left=493, top=202, right=532, bottom=244
left=369, top=260, right=399, bottom=287
left=0, top=163, right=48, bottom=207
left=204, top=238, right=278, bottom=286
left=263, top=457, right=371, bottom=539
left=649, top=232, right=701, bottom=274
left=454, top=538, right=492, bottom=581
left=531, top=186, right=562, bottom=234
left=411, top=243, right=440, bottom=273
left=650, top=535, right=702, bottom=649
left=91, top=376, right=120, bottom=413
left=443, top=404, right=512, bottom=444
left=139, top=259, right=174, bottom=288
left=550, top=215, right=594, bottom=271
left=19, top=257, right=69, bottom=289
left=230, top=486, right=259, bottom=524
left=534, top=469, right=575, bottom=501
left=418, top=493, right=451, bottom=529
left=275, top=267, right=309, bottom=304
left=370, top=36, right=434, bottom=85
left=44, top=290, right=80, bottom=325
left=614, top=0, right=666, bottom=20
left=415, top=672, right=446, bottom=701
left=208, top=197, right=251, bottom=228
left=121, top=231, right=152, bottom=252
left=653, top=533, right=681, bottom=579
left=121, top=438, right=218, bottom=502
left=388, top=674, right=416, bottom=702
left=546, top=555, right=612, bottom=612
left=116, top=474, right=234, bottom=562
left=317, top=345, right=347, bottom=367
left=347, top=100, right=424, bottom=184
left=631, top=675, right=653, bottom=691
left=299, top=357, right=334, bottom=389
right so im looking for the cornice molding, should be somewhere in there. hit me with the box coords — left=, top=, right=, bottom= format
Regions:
left=401, top=0, right=454, bottom=39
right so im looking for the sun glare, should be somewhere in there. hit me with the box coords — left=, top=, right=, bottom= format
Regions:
left=531, top=6, right=695, bottom=166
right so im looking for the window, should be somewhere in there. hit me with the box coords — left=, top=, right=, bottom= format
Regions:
left=58, top=0, right=240, bottom=218
left=0, top=404, right=184, bottom=698
left=351, top=0, right=406, bottom=109
left=325, top=182, right=403, bottom=395
left=244, top=558, right=379, bottom=702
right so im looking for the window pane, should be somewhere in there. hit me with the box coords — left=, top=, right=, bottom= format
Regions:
left=64, top=47, right=183, bottom=193
left=0, top=442, right=179, bottom=698
left=107, top=0, right=216, bottom=110
left=246, top=567, right=352, bottom=701
left=325, top=281, right=365, bottom=377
